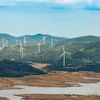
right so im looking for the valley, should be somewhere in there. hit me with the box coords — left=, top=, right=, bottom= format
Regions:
left=0, top=0, right=100, bottom=99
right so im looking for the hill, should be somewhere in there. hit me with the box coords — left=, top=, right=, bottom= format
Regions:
left=0, top=59, right=45, bottom=77
left=1, top=34, right=100, bottom=69
left=64, top=35, right=100, bottom=43
left=73, top=40, right=100, bottom=62
left=43, top=40, right=100, bottom=72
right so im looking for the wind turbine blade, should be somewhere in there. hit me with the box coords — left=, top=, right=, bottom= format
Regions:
left=65, top=52, right=71, bottom=55
left=62, top=46, right=65, bottom=52
left=59, top=52, right=65, bottom=59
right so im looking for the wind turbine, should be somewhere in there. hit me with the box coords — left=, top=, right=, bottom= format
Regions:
left=19, top=41, right=25, bottom=59
left=19, top=40, right=22, bottom=54
left=51, top=38, right=53, bottom=47
left=59, top=46, right=71, bottom=67
left=2, top=38, right=5, bottom=48
left=20, top=46, right=24, bottom=59
left=35, top=42, right=41, bottom=53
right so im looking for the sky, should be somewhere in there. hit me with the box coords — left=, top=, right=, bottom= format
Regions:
left=0, top=0, right=100, bottom=38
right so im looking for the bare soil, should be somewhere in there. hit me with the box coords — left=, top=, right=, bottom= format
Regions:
left=30, top=63, right=50, bottom=69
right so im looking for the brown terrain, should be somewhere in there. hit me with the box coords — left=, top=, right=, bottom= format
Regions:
left=18, top=94, right=100, bottom=100
left=0, top=69, right=100, bottom=100
left=0, top=97, right=8, bottom=100
left=0, top=71, right=100, bottom=89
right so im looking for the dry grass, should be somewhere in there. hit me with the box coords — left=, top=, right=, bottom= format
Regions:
left=0, top=97, right=8, bottom=100
left=0, top=71, right=100, bottom=89
left=18, top=94, right=100, bottom=100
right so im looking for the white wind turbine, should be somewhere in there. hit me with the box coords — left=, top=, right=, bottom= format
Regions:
left=21, top=46, right=24, bottom=59
left=35, top=42, right=41, bottom=53
left=19, top=40, right=22, bottom=54
left=19, top=41, right=25, bottom=59
left=59, top=46, right=71, bottom=67
left=2, top=38, right=5, bottom=48
left=51, top=38, right=53, bottom=47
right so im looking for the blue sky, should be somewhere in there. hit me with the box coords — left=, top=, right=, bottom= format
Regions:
left=0, top=0, right=100, bottom=38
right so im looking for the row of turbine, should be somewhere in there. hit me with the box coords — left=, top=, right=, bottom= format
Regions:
left=16, top=36, right=54, bottom=59
left=0, top=35, right=54, bottom=48
left=0, top=38, right=8, bottom=48
left=0, top=36, right=72, bottom=67
left=16, top=35, right=54, bottom=47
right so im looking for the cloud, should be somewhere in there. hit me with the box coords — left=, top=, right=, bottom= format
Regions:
left=15, top=0, right=93, bottom=4
left=15, top=0, right=100, bottom=8
left=0, top=0, right=100, bottom=9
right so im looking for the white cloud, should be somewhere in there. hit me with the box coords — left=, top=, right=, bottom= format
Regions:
left=0, top=0, right=100, bottom=8
left=15, top=0, right=100, bottom=7
left=15, top=0, right=93, bottom=4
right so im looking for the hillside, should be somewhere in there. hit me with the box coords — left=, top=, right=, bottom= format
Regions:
left=73, top=40, right=100, bottom=62
left=0, top=59, right=45, bottom=77
left=64, top=35, right=100, bottom=43
left=0, top=39, right=100, bottom=64
left=43, top=40, right=100, bottom=72
left=1, top=34, right=100, bottom=73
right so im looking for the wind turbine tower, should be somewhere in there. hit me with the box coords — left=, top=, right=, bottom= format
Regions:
left=36, top=42, right=41, bottom=53
left=42, top=36, right=46, bottom=45
left=5, top=40, right=8, bottom=47
left=59, top=46, right=71, bottom=67
left=23, top=36, right=27, bottom=46
left=2, top=38, right=5, bottom=48
left=21, top=46, right=24, bottom=59
left=19, top=41, right=24, bottom=59
left=19, top=41, right=22, bottom=54
left=51, top=38, right=53, bottom=47
left=16, top=40, right=18, bottom=46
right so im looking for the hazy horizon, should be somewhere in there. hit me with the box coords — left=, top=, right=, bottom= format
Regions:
left=1, top=32, right=100, bottom=39
left=0, top=0, right=100, bottom=38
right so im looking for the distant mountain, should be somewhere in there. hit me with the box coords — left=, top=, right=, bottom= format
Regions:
left=0, top=33, right=67, bottom=47
left=0, top=59, right=45, bottom=77
left=0, top=33, right=16, bottom=46
left=1, top=33, right=100, bottom=47
left=18, top=33, right=67, bottom=45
